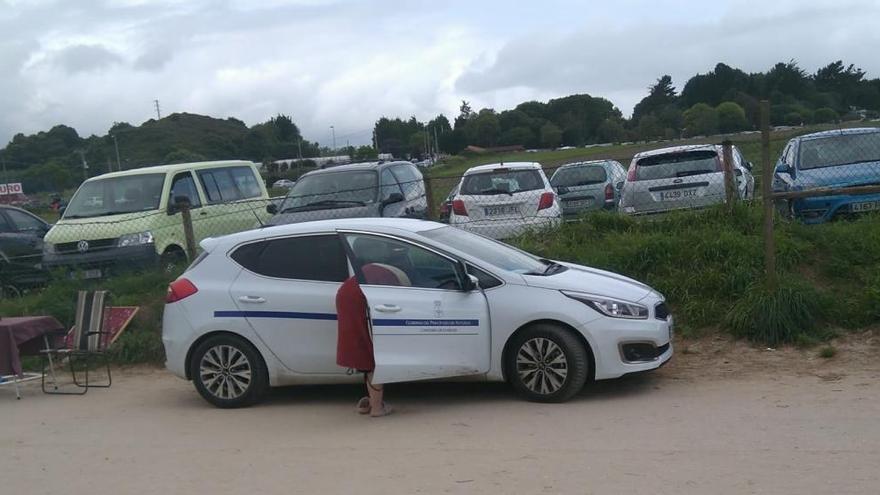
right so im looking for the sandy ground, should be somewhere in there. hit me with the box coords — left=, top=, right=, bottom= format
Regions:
left=2, top=333, right=880, bottom=495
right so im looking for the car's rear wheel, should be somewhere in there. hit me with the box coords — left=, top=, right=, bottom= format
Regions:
left=505, top=323, right=590, bottom=403
left=190, top=334, right=269, bottom=408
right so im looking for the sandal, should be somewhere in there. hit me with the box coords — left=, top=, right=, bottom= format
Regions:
left=370, top=402, right=393, bottom=417
left=356, top=397, right=371, bottom=415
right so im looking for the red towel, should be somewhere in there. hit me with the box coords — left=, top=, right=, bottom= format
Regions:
left=336, top=277, right=375, bottom=371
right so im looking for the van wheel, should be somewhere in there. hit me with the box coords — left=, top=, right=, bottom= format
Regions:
left=0, top=283, right=21, bottom=300
left=505, top=323, right=590, bottom=403
left=190, top=334, right=269, bottom=408
left=160, top=248, right=187, bottom=273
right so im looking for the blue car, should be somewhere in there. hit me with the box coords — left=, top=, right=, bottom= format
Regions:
left=773, top=128, right=880, bottom=223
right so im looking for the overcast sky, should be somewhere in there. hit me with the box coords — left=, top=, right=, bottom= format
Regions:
left=2, top=0, right=879, bottom=147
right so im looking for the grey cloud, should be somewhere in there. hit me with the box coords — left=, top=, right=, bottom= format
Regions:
left=52, top=44, right=123, bottom=73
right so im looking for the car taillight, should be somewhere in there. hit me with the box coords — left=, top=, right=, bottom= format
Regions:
left=538, top=192, right=555, bottom=210
left=452, top=199, right=468, bottom=216
left=626, top=165, right=637, bottom=182
left=604, top=183, right=614, bottom=202
left=166, top=278, right=198, bottom=303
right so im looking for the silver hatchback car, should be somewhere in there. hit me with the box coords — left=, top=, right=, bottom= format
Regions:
left=619, top=145, right=754, bottom=215
left=550, top=160, right=627, bottom=217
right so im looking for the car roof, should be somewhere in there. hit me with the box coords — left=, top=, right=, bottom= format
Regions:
left=302, top=160, right=413, bottom=177
left=464, top=162, right=542, bottom=175
left=86, top=160, right=257, bottom=181
left=795, top=127, right=880, bottom=142
left=633, top=144, right=720, bottom=160
left=557, top=159, right=616, bottom=169
left=201, top=217, right=445, bottom=251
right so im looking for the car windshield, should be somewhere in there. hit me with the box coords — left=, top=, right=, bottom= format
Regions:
left=635, top=150, right=719, bottom=181
left=64, top=173, right=165, bottom=218
left=798, top=132, right=880, bottom=170
left=551, top=165, right=608, bottom=187
left=419, top=225, right=548, bottom=274
left=279, top=170, right=377, bottom=212
left=460, top=169, right=544, bottom=195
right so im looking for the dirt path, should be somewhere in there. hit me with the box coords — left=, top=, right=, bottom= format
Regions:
left=3, top=336, right=880, bottom=495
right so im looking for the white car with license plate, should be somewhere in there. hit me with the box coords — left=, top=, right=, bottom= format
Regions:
left=619, top=145, right=754, bottom=215
left=162, top=218, right=673, bottom=408
left=449, top=162, right=562, bottom=239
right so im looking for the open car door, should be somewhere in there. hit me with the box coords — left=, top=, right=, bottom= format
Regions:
left=341, top=231, right=491, bottom=384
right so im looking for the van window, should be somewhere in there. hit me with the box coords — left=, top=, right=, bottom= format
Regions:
left=197, top=166, right=262, bottom=203
left=64, top=174, right=166, bottom=219
left=380, top=169, right=403, bottom=202
left=169, top=172, right=201, bottom=208
left=231, top=235, right=349, bottom=282
left=391, top=165, right=422, bottom=200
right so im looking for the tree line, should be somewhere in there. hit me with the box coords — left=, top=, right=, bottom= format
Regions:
left=374, top=59, right=880, bottom=157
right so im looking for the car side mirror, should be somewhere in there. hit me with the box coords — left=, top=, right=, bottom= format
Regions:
left=380, top=192, right=404, bottom=209
left=555, top=186, right=569, bottom=195
left=167, top=195, right=191, bottom=215
left=266, top=203, right=278, bottom=215
left=615, top=181, right=624, bottom=191
left=466, top=273, right=480, bottom=291
left=775, top=163, right=791, bottom=174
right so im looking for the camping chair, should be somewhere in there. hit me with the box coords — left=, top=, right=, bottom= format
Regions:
left=41, top=290, right=112, bottom=395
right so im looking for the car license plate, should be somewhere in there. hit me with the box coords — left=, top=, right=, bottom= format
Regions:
left=484, top=205, right=520, bottom=216
left=566, top=199, right=593, bottom=208
left=83, top=269, right=102, bottom=279
left=659, top=188, right=698, bottom=201
left=851, top=201, right=880, bottom=213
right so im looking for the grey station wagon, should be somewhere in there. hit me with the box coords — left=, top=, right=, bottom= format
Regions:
left=550, top=160, right=627, bottom=217
left=266, top=161, right=428, bottom=226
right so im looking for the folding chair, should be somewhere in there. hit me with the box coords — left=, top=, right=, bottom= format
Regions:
left=41, top=290, right=113, bottom=395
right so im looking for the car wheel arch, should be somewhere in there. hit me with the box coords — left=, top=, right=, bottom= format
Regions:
left=184, top=330, right=268, bottom=381
left=500, top=319, right=595, bottom=383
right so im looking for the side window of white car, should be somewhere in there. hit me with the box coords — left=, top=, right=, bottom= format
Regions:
left=379, top=169, right=403, bottom=202
left=345, top=234, right=463, bottom=290
left=231, top=234, right=349, bottom=282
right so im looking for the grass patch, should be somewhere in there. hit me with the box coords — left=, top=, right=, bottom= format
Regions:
left=818, top=346, right=838, bottom=359
left=724, top=281, right=825, bottom=346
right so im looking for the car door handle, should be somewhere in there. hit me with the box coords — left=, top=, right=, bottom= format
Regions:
left=237, top=296, right=266, bottom=304
left=373, top=304, right=401, bottom=313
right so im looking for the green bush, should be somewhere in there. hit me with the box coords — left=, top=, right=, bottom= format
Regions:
left=724, top=280, right=826, bottom=346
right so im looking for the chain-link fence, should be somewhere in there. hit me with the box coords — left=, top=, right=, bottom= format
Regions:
left=2, top=101, right=880, bottom=296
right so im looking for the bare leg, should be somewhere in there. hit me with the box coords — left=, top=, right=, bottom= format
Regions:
left=366, top=372, right=392, bottom=417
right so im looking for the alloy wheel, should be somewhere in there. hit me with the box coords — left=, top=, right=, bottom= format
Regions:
left=516, top=337, right=569, bottom=395
left=199, top=344, right=252, bottom=400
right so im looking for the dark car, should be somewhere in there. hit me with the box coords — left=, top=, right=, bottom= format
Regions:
left=0, top=205, right=51, bottom=296
left=266, top=161, right=429, bottom=226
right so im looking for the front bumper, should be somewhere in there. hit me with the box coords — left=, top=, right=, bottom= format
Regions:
left=585, top=315, right=674, bottom=380
left=43, top=244, right=159, bottom=274
left=794, top=192, right=880, bottom=224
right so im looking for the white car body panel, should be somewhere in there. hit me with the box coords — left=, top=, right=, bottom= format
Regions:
left=162, top=218, right=672, bottom=391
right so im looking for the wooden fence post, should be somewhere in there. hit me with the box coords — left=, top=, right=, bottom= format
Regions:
left=760, top=100, right=777, bottom=288
left=176, top=197, right=197, bottom=261
left=721, top=140, right=738, bottom=211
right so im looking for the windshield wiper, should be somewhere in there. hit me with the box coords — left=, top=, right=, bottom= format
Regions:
left=281, top=199, right=366, bottom=213
left=676, top=170, right=715, bottom=177
left=523, top=259, right=566, bottom=276
left=478, top=188, right=514, bottom=196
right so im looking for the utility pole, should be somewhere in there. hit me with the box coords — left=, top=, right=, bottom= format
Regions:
left=78, top=150, right=89, bottom=180
left=433, top=126, right=440, bottom=162
left=297, top=138, right=303, bottom=159
left=1, top=155, right=7, bottom=186
left=154, top=99, right=161, bottom=119
left=112, top=134, right=122, bottom=171
left=330, top=125, right=336, bottom=153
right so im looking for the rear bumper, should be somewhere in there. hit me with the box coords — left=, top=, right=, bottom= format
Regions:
left=43, top=244, right=159, bottom=273
left=452, top=215, right=561, bottom=239
left=794, top=192, right=880, bottom=224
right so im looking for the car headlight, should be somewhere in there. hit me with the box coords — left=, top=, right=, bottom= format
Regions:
left=117, top=231, right=154, bottom=247
left=562, top=291, right=649, bottom=319
left=43, top=242, right=56, bottom=254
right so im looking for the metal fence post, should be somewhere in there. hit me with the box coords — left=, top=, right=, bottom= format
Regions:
left=721, top=140, right=738, bottom=211
left=176, top=197, right=197, bottom=261
left=760, top=100, right=777, bottom=288
left=424, top=176, right=436, bottom=220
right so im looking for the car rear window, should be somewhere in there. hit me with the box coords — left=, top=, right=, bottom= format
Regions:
left=460, top=169, right=544, bottom=195
left=551, top=165, right=607, bottom=187
left=635, top=151, right=720, bottom=181
left=231, top=234, right=349, bottom=282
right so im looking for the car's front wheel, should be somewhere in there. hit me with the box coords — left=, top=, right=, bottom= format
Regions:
left=190, top=334, right=269, bottom=408
left=505, top=323, right=590, bottom=403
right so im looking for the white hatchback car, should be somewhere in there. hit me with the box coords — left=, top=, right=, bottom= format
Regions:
left=449, top=162, right=562, bottom=239
left=162, top=218, right=673, bottom=408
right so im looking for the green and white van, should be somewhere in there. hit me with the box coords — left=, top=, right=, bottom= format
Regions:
left=43, top=160, right=270, bottom=278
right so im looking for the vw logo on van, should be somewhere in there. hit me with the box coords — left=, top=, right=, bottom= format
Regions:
left=77, top=240, right=90, bottom=253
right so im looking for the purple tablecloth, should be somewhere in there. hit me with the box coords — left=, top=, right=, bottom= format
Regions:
left=0, top=316, right=64, bottom=376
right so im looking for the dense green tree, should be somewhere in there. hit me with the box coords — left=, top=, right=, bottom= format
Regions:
left=683, top=103, right=719, bottom=137
left=540, top=123, right=563, bottom=149
left=633, top=75, right=677, bottom=121
left=636, top=115, right=664, bottom=141
left=716, top=102, right=750, bottom=133
left=813, top=107, right=840, bottom=123
left=498, top=126, right=536, bottom=147
left=597, top=118, right=627, bottom=143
